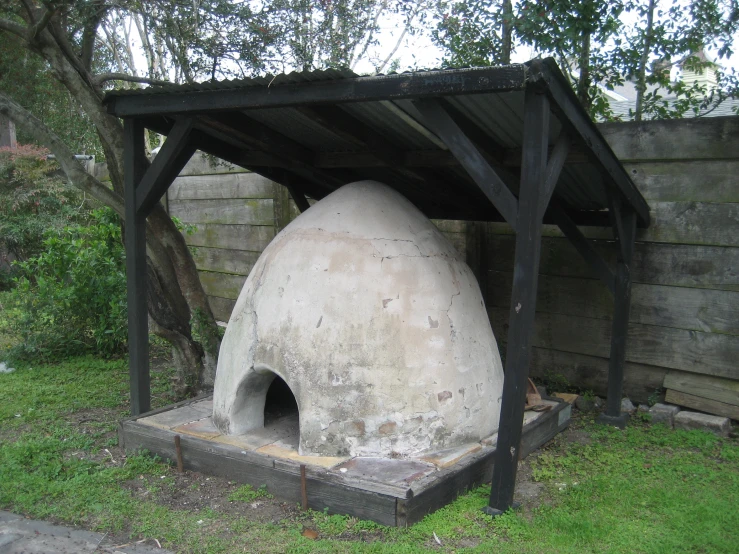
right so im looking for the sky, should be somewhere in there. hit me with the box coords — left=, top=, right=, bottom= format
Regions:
left=353, top=3, right=738, bottom=78
left=122, top=1, right=738, bottom=84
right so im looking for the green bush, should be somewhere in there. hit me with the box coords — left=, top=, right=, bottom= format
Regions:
left=0, top=144, right=88, bottom=289
left=6, top=208, right=127, bottom=361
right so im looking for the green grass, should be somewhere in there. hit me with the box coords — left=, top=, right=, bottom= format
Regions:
left=0, top=354, right=737, bottom=553
left=228, top=484, right=274, bottom=503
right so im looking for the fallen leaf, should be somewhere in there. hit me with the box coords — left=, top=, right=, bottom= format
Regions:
left=302, top=528, right=319, bottom=540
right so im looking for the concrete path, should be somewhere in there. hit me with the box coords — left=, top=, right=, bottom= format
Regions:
left=0, top=512, right=173, bottom=554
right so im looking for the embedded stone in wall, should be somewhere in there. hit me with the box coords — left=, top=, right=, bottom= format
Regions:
left=212, top=181, right=504, bottom=457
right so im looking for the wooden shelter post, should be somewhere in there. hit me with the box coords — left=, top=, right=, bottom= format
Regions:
left=598, top=194, right=637, bottom=428
left=485, top=87, right=550, bottom=515
left=124, top=118, right=150, bottom=415
left=124, top=118, right=198, bottom=415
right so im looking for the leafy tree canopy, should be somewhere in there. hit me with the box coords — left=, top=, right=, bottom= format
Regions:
left=433, top=0, right=739, bottom=120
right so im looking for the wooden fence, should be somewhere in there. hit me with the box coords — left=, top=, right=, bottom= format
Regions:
left=169, top=116, right=739, bottom=416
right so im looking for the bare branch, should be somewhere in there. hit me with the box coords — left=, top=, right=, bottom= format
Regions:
left=93, top=73, right=172, bottom=86
left=375, top=3, right=421, bottom=74
left=349, top=0, right=387, bottom=70
left=0, top=91, right=124, bottom=217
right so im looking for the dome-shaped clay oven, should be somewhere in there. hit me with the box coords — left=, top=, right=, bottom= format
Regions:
left=213, top=181, right=504, bottom=457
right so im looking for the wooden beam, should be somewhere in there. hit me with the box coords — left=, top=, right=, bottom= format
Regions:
left=413, top=98, right=519, bottom=230
left=311, top=150, right=458, bottom=168
left=286, top=184, right=311, bottom=213
left=194, top=114, right=346, bottom=192
left=528, top=58, right=651, bottom=227
left=599, top=198, right=637, bottom=427
left=291, top=104, right=477, bottom=213
left=161, top=126, right=332, bottom=205
left=538, top=132, right=571, bottom=218
left=607, top=188, right=636, bottom=264
left=124, top=118, right=150, bottom=416
left=136, top=118, right=196, bottom=216
left=199, top=113, right=316, bottom=168
left=106, top=65, right=527, bottom=117
left=486, top=87, right=549, bottom=515
left=665, top=389, right=739, bottom=421
left=434, top=101, right=509, bottom=166
left=549, top=203, right=616, bottom=295
left=238, top=147, right=586, bottom=169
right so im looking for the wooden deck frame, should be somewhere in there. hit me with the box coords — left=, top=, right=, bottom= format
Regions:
left=115, top=58, right=650, bottom=519
left=119, top=396, right=571, bottom=526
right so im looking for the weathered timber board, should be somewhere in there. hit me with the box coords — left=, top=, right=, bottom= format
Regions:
left=179, top=152, right=248, bottom=176
left=208, top=295, right=236, bottom=322
left=433, top=220, right=468, bottom=233
left=169, top=173, right=275, bottom=200
left=665, top=389, right=739, bottom=421
left=599, top=116, right=739, bottom=162
left=119, top=400, right=569, bottom=526
left=169, top=198, right=274, bottom=226
left=273, top=183, right=292, bottom=233
left=527, top=348, right=667, bottom=404
left=191, top=247, right=260, bottom=276
left=119, top=421, right=400, bottom=525
left=185, top=223, right=275, bottom=252
left=483, top=235, right=739, bottom=291
left=664, top=371, right=739, bottom=407
left=439, top=231, right=467, bottom=258
left=489, top=308, right=739, bottom=380
left=198, top=271, right=248, bottom=300
left=486, top=202, right=739, bottom=246
left=487, top=271, right=739, bottom=335
left=400, top=402, right=570, bottom=526
left=624, top=160, right=739, bottom=203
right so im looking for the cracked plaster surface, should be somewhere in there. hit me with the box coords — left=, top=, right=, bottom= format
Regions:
left=213, top=181, right=504, bottom=457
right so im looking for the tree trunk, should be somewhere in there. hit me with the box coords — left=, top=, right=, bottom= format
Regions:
left=577, top=28, right=592, bottom=110
left=1, top=13, right=221, bottom=395
left=635, top=0, right=656, bottom=122
left=501, top=0, right=513, bottom=64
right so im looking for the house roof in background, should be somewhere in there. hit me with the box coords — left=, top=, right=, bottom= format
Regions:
left=606, top=96, right=739, bottom=120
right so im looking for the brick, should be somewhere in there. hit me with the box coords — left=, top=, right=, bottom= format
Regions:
left=649, top=403, right=680, bottom=427
left=673, top=411, right=730, bottom=437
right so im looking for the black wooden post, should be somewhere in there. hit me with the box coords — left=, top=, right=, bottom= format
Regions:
left=124, top=118, right=150, bottom=415
left=598, top=195, right=637, bottom=428
left=485, top=86, right=550, bottom=516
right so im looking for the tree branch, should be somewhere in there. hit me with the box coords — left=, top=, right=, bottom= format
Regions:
left=0, top=92, right=124, bottom=217
left=93, top=72, right=172, bottom=86
left=0, top=18, right=28, bottom=38
left=28, top=6, right=56, bottom=41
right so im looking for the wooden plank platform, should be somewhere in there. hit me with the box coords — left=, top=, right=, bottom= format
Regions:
left=119, top=397, right=570, bottom=526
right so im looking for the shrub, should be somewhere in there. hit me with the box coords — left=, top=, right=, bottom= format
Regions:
left=6, top=208, right=127, bottom=361
left=0, top=145, right=89, bottom=289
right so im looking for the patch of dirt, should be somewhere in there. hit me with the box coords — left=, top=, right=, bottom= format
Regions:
left=122, top=471, right=299, bottom=524
left=448, top=537, right=484, bottom=549
left=513, top=459, right=545, bottom=505
left=564, top=428, right=593, bottom=446
left=332, top=529, right=386, bottom=543
left=0, top=422, right=32, bottom=443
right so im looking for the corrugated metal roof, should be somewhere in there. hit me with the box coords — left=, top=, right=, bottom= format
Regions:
left=105, top=60, right=650, bottom=227
left=107, top=67, right=361, bottom=97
